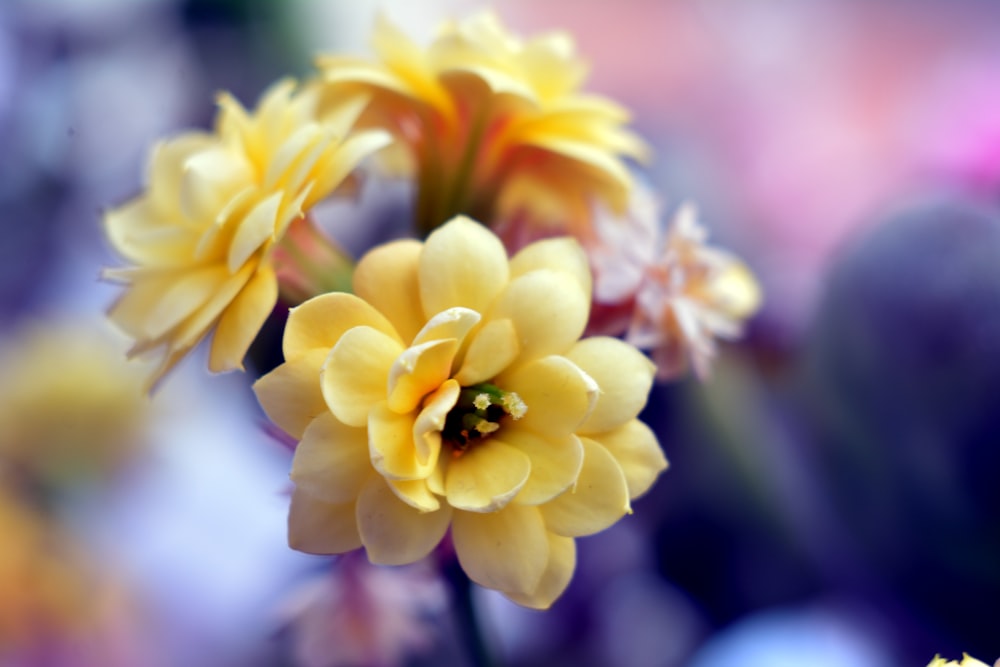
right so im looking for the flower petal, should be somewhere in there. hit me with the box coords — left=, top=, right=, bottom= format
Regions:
left=413, top=379, right=460, bottom=465
left=452, top=504, right=548, bottom=596
left=353, top=239, right=425, bottom=343
left=284, top=292, right=401, bottom=361
left=321, top=327, right=403, bottom=427
left=411, top=307, right=481, bottom=347
left=503, top=532, right=575, bottom=610
left=356, top=477, right=452, bottom=565
left=445, top=440, right=531, bottom=512
left=565, top=336, right=655, bottom=434
left=208, top=263, right=278, bottom=372
left=228, top=191, right=281, bottom=273
left=290, top=412, right=371, bottom=504
left=510, top=237, right=592, bottom=302
left=588, top=419, right=666, bottom=499
left=386, top=338, right=459, bottom=414
left=252, top=349, right=328, bottom=439
left=419, top=216, right=510, bottom=317
left=504, top=429, right=584, bottom=505
left=368, top=401, right=438, bottom=481
left=287, top=488, right=362, bottom=555
left=487, top=270, right=589, bottom=362
left=540, top=438, right=630, bottom=537
left=453, top=318, right=520, bottom=386
left=387, top=478, right=441, bottom=512
left=498, top=355, right=598, bottom=438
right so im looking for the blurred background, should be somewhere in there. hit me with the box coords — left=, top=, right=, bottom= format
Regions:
left=1, top=0, right=999, bottom=665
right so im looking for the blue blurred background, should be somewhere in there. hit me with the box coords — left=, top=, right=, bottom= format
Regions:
left=1, top=0, right=999, bottom=665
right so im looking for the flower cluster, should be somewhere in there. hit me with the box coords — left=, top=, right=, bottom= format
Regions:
left=318, top=12, right=649, bottom=235
left=928, top=655, right=997, bottom=667
left=256, top=217, right=666, bottom=608
left=102, top=10, right=760, bottom=609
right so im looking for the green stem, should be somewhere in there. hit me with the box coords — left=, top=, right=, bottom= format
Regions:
left=443, top=556, right=500, bottom=667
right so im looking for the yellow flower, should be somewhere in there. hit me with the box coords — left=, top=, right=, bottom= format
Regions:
left=928, top=655, right=996, bottom=667
left=317, top=12, right=649, bottom=235
left=0, top=318, right=148, bottom=488
left=254, top=216, right=666, bottom=608
left=104, top=78, right=392, bottom=387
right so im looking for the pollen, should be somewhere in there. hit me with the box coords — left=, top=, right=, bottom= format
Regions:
left=473, top=393, right=491, bottom=410
left=501, top=392, right=527, bottom=419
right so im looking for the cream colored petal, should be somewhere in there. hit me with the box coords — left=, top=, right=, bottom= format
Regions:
left=290, top=412, right=371, bottom=504
left=321, top=327, right=403, bottom=427
left=411, top=307, right=481, bottom=347
left=588, top=419, right=666, bottom=500
left=503, top=532, right=576, bottom=610
left=353, top=239, right=425, bottom=343
left=505, top=429, right=584, bottom=506
left=228, top=192, right=282, bottom=273
left=142, top=266, right=229, bottom=339
left=487, top=270, right=589, bottom=362
left=368, top=401, right=438, bottom=481
left=387, top=478, right=441, bottom=512
left=452, top=504, right=549, bottom=596
left=356, top=477, right=452, bottom=565
left=386, top=338, right=459, bottom=414
left=510, top=237, right=592, bottom=302
left=208, top=263, right=278, bottom=373
left=498, top=355, right=598, bottom=438
left=252, top=349, right=328, bottom=440
left=565, top=337, right=655, bottom=435
left=104, top=199, right=193, bottom=266
left=309, top=129, right=394, bottom=206
left=287, top=487, right=362, bottom=555
left=454, top=318, right=520, bottom=386
left=413, top=379, right=459, bottom=465
left=283, top=292, right=402, bottom=361
left=540, top=438, right=630, bottom=537
left=419, top=216, right=510, bottom=317
left=445, top=440, right=531, bottom=513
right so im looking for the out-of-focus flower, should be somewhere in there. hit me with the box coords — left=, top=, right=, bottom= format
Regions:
left=281, top=554, right=446, bottom=667
left=0, top=487, right=154, bottom=667
left=927, top=655, right=996, bottom=667
left=0, top=319, right=148, bottom=491
left=317, top=12, right=648, bottom=236
left=588, top=196, right=760, bottom=380
left=255, top=216, right=666, bottom=609
left=104, top=78, right=392, bottom=387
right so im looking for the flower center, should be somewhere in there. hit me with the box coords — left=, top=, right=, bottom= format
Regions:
left=441, top=382, right=526, bottom=456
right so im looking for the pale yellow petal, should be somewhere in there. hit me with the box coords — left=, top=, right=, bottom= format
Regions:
left=498, top=355, right=598, bottom=438
left=368, top=401, right=438, bottom=481
left=309, top=128, right=394, bottom=205
left=565, top=337, right=655, bottom=435
left=509, top=237, right=592, bottom=302
left=453, top=318, right=520, bottom=386
left=104, top=198, right=193, bottom=266
left=356, top=477, right=452, bottom=565
left=419, top=216, right=510, bottom=317
left=588, top=419, right=666, bottom=500
left=208, top=263, right=278, bottom=372
left=503, top=532, right=575, bottom=609
left=445, top=440, right=531, bottom=512
left=252, top=349, right=328, bottom=440
left=452, top=504, right=548, bottom=596
left=411, top=307, right=481, bottom=347
left=487, top=270, right=589, bottom=361
left=413, top=379, right=459, bottom=465
left=505, top=429, right=583, bottom=505
left=142, top=266, right=229, bottom=339
left=283, top=292, right=402, bottom=361
left=387, top=338, right=458, bottom=414
left=287, top=488, right=362, bottom=555
left=540, top=438, right=630, bottom=537
left=353, top=239, right=425, bottom=343
left=321, top=327, right=403, bottom=427
left=228, top=192, right=281, bottom=273
left=290, top=412, right=371, bottom=504
left=387, top=478, right=441, bottom=512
